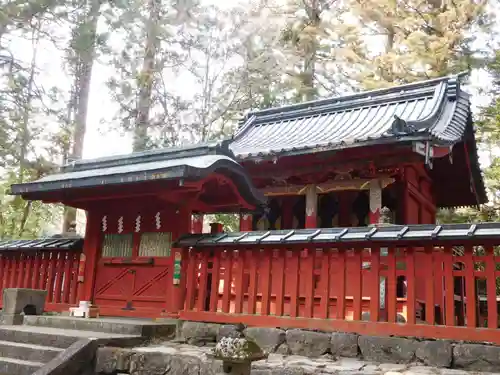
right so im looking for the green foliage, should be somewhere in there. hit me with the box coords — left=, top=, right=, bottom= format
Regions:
left=350, top=0, right=491, bottom=88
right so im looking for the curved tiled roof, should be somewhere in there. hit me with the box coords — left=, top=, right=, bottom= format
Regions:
left=230, top=75, right=471, bottom=159
left=10, top=141, right=266, bottom=209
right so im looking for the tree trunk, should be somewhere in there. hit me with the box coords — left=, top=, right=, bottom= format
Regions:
left=133, top=0, right=161, bottom=152
left=62, top=0, right=101, bottom=233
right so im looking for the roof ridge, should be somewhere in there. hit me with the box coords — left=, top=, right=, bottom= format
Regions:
left=61, top=140, right=233, bottom=173
left=242, top=73, right=465, bottom=122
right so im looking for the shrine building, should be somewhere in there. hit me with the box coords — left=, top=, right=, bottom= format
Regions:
left=6, top=74, right=499, bottom=343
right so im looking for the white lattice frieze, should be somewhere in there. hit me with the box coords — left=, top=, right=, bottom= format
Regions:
left=135, top=215, right=142, bottom=232
left=155, top=212, right=161, bottom=229
left=118, top=216, right=124, bottom=233
left=101, top=216, right=108, bottom=232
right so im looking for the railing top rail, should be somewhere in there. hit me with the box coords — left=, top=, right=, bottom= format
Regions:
left=174, top=223, right=500, bottom=248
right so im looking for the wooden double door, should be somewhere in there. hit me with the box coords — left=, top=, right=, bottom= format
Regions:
left=93, top=231, right=173, bottom=317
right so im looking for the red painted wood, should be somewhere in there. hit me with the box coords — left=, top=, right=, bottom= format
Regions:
left=336, top=250, right=346, bottom=320
left=82, top=211, right=101, bottom=302
left=304, top=249, right=315, bottom=318
left=486, top=246, right=498, bottom=329
left=54, top=252, right=65, bottom=303
left=32, top=252, right=42, bottom=289
left=463, top=246, right=476, bottom=328
left=16, top=253, right=23, bottom=287
left=70, top=252, right=79, bottom=305
left=197, top=251, right=209, bottom=312
left=424, top=246, right=435, bottom=325
left=63, top=251, right=72, bottom=303
left=0, top=255, right=4, bottom=293
left=239, top=214, right=253, bottom=232
left=234, top=251, right=245, bottom=314
left=352, top=248, right=362, bottom=321
left=222, top=250, right=233, bottom=313
left=260, top=249, right=272, bottom=316
left=274, top=249, right=286, bottom=316
left=444, top=246, right=455, bottom=326
left=40, top=252, right=49, bottom=290
left=247, top=249, right=258, bottom=314
left=209, top=249, right=221, bottom=312
left=23, top=253, right=32, bottom=288
left=191, top=214, right=204, bottom=233
left=46, top=251, right=57, bottom=303
left=370, top=247, right=380, bottom=322
left=289, top=250, right=300, bottom=318
left=406, top=247, right=416, bottom=325
left=387, top=248, right=397, bottom=323
left=185, top=250, right=197, bottom=310
left=318, top=249, right=330, bottom=319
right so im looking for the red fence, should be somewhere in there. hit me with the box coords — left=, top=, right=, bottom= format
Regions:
left=182, top=241, right=500, bottom=344
left=0, top=249, right=82, bottom=312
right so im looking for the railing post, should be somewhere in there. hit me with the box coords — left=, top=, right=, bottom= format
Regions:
left=192, top=214, right=204, bottom=233
left=239, top=213, right=253, bottom=231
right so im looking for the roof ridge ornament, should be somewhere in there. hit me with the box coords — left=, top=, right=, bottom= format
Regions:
left=390, top=115, right=416, bottom=135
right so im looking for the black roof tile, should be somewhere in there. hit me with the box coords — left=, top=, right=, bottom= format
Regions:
left=0, top=237, right=83, bottom=252
left=174, top=223, right=500, bottom=248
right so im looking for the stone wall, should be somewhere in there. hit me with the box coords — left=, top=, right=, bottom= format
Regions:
left=177, top=321, right=500, bottom=371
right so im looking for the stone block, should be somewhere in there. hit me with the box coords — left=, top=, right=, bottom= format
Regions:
left=275, top=343, right=291, bottom=355
left=285, top=329, right=330, bottom=357
left=330, top=332, right=359, bottom=358
left=130, top=351, right=204, bottom=375
left=181, top=321, right=220, bottom=346
left=95, top=347, right=133, bottom=373
left=0, top=313, right=24, bottom=325
left=2, top=288, right=47, bottom=315
left=218, top=324, right=245, bottom=340
left=415, top=340, right=452, bottom=368
left=358, top=336, right=417, bottom=363
left=453, top=343, right=500, bottom=372
left=244, top=327, right=286, bottom=353
left=33, top=338, right=98, bottom=375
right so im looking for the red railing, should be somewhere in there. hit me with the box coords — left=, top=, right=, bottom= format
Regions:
left=182, top=241, right=500, bottom=344
left=0, top=249, right=82, bottom=312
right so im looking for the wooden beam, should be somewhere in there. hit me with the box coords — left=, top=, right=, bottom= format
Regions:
left=261, top=177, right=395, bottom=196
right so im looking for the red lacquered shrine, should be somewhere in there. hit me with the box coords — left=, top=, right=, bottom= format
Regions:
left=10, top=75, right=492, bottom=335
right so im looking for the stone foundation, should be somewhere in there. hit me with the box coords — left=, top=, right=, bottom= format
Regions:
left=95, top=342, right=500, bottom=375
left=176, top=321, right=500, bottom=371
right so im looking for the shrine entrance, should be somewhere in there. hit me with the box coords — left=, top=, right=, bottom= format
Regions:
left=92, top=209, right=181, bottom=317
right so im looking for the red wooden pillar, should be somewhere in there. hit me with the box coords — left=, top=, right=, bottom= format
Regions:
left=305, top=185, right=317, bottom=228
left=281, top=197, right=293, bottom=229
left=191, top=214, right=204, bottom=234
left=369, top=179, right=382, bottom=225
left=171, top=207, right=191, bottom=315
left=79, top=211, right=101, bottom=303
left=239, top=213, right=253, bottom=232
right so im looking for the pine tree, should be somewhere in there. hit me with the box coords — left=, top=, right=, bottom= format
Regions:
left=351, top=0, right=489, bottom=88
left=62, top=0, right=103, bottom=232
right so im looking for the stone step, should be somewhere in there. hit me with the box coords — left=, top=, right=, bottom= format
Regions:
left=23, top=315, right=177, bottom=337
left=0, top=356, right=43, bottom=375
left=0, top=340, right=63, bottom=363
left=0, top=325, right=79, bottom=349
